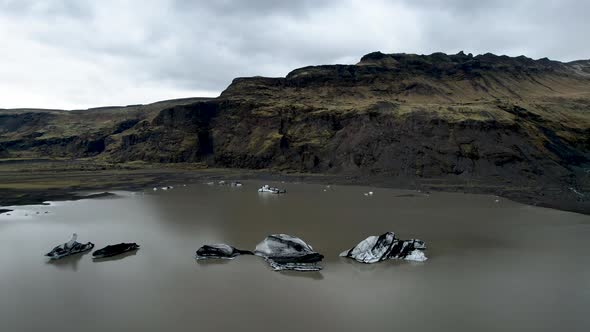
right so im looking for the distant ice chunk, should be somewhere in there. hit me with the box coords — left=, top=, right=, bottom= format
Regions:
left=258, top=185, right=286, bottom=194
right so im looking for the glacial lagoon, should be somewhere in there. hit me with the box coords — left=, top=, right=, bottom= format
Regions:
left=1, top=181, right=589, bottom=331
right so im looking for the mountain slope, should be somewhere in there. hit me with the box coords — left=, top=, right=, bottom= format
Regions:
left=1, top=52, right=589, bottom=211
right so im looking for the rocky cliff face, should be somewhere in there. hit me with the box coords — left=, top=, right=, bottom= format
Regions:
left=1, top=52, right=589, bottom=199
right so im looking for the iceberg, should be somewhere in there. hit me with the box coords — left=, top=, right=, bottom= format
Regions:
left=45, top=233, right=94, bottom=260
left=92, top=243, right=140, bottom=259
left=254, top=234, right=323, bottom=271
left=195, top=244, right=252, bottom=260
left=258, top=185, right=286, bottom=194
left=340, top=232, right=427, bottom=263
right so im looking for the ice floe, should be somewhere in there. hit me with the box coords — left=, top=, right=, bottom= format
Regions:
left=45, top=233, right=95, bottom=260
left=258, top=185, right=286, bottom=194
left=340, top=232, right=427, bottom=263
left=92, top=243, right=140, bottom=259
left=254, top=234, right=323, bottom=271
left=195, top=244, right=252, bottom=260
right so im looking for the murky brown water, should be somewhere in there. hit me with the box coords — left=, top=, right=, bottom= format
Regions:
left=1, top=181, right=589, bottom=331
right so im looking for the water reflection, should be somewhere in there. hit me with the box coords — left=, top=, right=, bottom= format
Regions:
left=45, top=250, right=91, bottom=271
left=196, top=258, right=234, bottom=266
left=340, top=257, right=385, bottom=273
left=92, top=250, right=139, bottom=263
left=0, top=181, right=589, bottom=332
left=277, top=270, right=325, bottom=280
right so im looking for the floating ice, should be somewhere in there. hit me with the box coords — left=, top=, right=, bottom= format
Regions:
left=195, top=244, right=252, bottom=260
left=92, top=243, right=140, bottom=259
left=45, top=233, right=94, bottom=260
left=404, top=249, right=427, bottom=262
left=254, top=234, right=323, bottom=271
left=340, top=232, right=427, bottom=263
left=258, top=185, right=286, bottom=194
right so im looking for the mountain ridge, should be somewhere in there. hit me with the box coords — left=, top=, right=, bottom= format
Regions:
left=1, top=51, right=589, bottom=212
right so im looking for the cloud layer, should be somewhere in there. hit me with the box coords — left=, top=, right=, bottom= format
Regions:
left=1, top=0, right=588, bottom=109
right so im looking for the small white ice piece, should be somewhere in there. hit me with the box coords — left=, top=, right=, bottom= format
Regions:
left=404, top=249, right=428, bottom=262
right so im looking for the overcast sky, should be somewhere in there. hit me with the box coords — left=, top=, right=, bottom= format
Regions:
left=1, top=0, right=588, bottom=109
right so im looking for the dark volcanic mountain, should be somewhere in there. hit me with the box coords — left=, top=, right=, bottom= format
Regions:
left=1, top=51, right=589, bottom=212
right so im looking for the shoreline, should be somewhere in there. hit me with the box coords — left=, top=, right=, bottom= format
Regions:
left=0, top=161, right=588, bottom=215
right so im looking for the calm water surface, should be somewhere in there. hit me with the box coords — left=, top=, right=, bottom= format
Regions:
left=1, top=181, right=589, bottom=331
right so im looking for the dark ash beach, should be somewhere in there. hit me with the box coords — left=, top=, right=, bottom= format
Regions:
left=0, top=160, right=588, bottom=215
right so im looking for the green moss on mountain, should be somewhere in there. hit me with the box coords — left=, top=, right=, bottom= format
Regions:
left=1, top=52, right=589, bottom=212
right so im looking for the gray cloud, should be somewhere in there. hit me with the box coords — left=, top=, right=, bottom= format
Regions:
left=0, top=0, right=588, bottom=109
left=401, top=0, right=590, bottom=60
left=0, top=0, right=93, bottom=19
left=173, top=0, right=332, bottom=17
